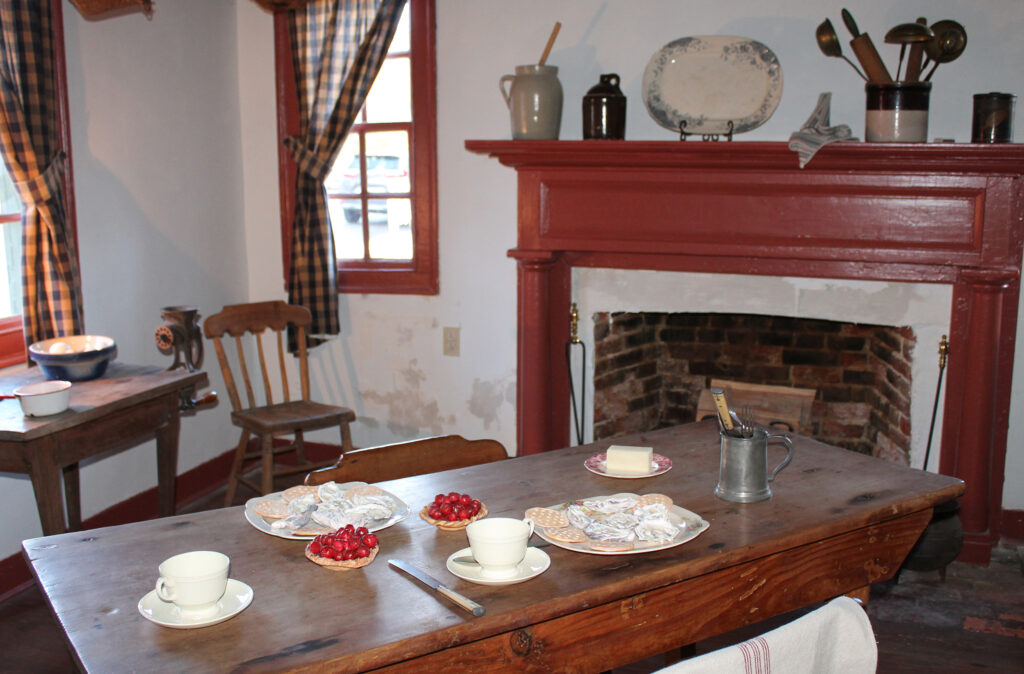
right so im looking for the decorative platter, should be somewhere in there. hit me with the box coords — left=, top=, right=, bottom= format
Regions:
left=642, top=35, right=783, bottom=136
left=584, top=452, right=673, bottom=479
left=531, top=492, right=709, bottom=556
left=244, top=481, right=409, bottom=540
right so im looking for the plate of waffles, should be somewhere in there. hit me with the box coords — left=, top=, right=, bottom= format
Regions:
left=244, top=481, right=409, bottom=540
left=529, top=492, right=708, bottom=555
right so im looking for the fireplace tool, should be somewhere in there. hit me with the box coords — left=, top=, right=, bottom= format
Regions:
left=900, top=333, right=961, bottom=582
left=566, top=303, right=586, bottom=446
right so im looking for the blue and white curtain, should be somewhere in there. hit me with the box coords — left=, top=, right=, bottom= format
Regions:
left=284, top=0, right=404, bottom=349
left=0, top=0, right=84, bottom=353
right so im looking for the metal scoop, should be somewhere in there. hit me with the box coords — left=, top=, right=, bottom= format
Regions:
left=923, top=20, right=967, bottom=82
left=816, top=18, right=866, bottom=80
left=884, top=22, right=934, bottom=81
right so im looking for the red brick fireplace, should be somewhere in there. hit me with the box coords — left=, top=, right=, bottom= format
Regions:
left=468, top=139, right=1024, bottom=563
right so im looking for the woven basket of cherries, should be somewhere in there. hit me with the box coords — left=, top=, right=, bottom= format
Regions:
left=304, top=525, right=379, bottom=570
left=420, top=491, right=487, bottom=531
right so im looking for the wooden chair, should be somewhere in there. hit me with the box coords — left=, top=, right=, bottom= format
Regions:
left=696, top=379, right=816, bottom=433
left=204, top=300, right=356, bottom=505
left=305, top=434, right=507, bottom=486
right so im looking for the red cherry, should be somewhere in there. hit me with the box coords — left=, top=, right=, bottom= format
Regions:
left=447, top=492, right=460, bottom=503
left=342, top=549, right=356, bottom=560
left=434, top=493, right=446, bottom=505
left=332, top=540, right=345, bottom=551
left=309, top=542, right=321, bottom=554
left=428, top=507, right=442, bottom=519
left=446, top=511, right=459, bottom=521
left=460, top=494, right=472, bottom=506
left=344, top=524, right=355, bottom=533
left=440, top=502, right=454, bottom=515
left=362, top=533, right=378, bottom=547
left=356, top=546, right=371, bottom=558
left=355, top=526, right=369, bottom=537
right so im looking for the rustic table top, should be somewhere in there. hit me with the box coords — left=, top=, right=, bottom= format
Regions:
left=0, top=363, right=207, bottom=441
left=23, top=421, right=963, bottom=673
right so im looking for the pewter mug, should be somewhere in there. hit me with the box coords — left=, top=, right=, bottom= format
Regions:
left=715, top=428, right=794, bottom=503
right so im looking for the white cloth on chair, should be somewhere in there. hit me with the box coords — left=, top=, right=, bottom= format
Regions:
left=656, top=596, right=877, bottom=673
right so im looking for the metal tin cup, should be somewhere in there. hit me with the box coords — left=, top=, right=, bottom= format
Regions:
left=972, top=92, right=1015, bottom=143
left=715, top=428, right=794, bottom=503
left=865, top=82, right=931, bottom=142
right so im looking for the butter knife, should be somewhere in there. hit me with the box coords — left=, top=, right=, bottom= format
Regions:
left=388, top=559, right=485, bottom=616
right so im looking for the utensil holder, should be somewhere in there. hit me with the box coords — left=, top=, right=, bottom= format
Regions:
left=865, top=82, right=930, bottom=142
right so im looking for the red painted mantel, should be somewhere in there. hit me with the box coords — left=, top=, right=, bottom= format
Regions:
left=466, top=139, right=1024, bottom=563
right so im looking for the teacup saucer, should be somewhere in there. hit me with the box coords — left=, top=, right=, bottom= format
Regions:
left=445, top=547, right=550, bottom=586
left=138, top=578, right=253, bottom=629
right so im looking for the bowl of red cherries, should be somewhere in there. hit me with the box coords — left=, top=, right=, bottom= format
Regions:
left=304, top=525, right=380, bottom=570
left=420, top=491, right=487, bottom=531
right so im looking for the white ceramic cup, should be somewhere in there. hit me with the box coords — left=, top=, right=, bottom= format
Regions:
left=466, top=517, right=534, bottom=579
left=155, top=551, right=230, bottom=620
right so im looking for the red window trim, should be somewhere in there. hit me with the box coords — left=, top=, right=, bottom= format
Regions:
left=274, top=0, right=438, bottom=296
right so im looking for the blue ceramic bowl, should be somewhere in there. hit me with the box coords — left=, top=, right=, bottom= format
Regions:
left=28, top=335, right=117, bottom=381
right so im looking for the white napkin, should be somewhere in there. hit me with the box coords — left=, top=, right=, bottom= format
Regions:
left=656, top=596, right=877, bottom=674
left=788, top=93, right=855, bottom=169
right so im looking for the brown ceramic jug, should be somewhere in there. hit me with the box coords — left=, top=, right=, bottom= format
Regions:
left=583, top=73, right=626, bottom=139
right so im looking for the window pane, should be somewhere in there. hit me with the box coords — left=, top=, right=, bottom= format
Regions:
left=324, top=134, right=362, bottom=195
left=387, top=3, right=410, bottom=53
left=331, top=197, right=366, bottom=260
left=367, top=198, right=413, bottom=260
left=0, top=165, right=22, bottom=319
left=363, top=130, right=409, bottom=194
left=363, top=57, right=411, bottom=123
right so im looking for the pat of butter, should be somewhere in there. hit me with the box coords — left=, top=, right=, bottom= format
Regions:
left=605, top=445, right=653, bottom=475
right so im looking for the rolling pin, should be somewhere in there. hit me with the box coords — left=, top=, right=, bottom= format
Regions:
left=841, top=8, right=893, bottom=84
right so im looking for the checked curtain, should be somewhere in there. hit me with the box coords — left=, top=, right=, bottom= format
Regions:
left=284, top=0, right=404, bottom=348
left=0, top=0, right=83, bottom=352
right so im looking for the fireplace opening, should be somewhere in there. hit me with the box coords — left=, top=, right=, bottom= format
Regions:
left=592, top=312, right=914, bottom=463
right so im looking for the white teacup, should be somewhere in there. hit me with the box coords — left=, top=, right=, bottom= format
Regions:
left=466, top=517, right=534, bottom=579
left=155, top=551, right=230, bottom=620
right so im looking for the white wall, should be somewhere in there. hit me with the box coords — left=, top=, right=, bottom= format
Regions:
left=4, top=0, right=1023, bottom=564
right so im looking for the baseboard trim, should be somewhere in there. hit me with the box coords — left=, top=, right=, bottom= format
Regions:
left=0, top=440, right=341, bottom=601
left=1002, top=508, right=1024, bottom=541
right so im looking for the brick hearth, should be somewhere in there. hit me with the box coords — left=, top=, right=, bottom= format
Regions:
left=592, top=312, right=915, bottom=463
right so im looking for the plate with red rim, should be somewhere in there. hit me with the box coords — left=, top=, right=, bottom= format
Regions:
left=584, top=452, right=672, bottom=479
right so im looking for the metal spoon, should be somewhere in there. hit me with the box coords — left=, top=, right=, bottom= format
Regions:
left=884, top=22, right=934, bottom=81
left=816, top=18, right=867, bottom=80
left=923, top=20, right=967, bottom=82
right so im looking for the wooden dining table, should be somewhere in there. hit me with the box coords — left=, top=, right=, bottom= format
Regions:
left=22, top=420, right=963, bottom=673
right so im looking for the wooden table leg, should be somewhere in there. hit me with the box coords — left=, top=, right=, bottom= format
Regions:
left=154, top=394, right=181, bottom=518
left=62, top=462, right=81, bottom=531
left=26, top=437, right=67, bottom=535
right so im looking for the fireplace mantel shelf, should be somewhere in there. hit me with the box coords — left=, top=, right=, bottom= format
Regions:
left=466, top=139, right=1024, bottom=563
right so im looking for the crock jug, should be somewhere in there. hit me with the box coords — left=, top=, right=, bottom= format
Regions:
left=499, top=65, right=562, bottom=140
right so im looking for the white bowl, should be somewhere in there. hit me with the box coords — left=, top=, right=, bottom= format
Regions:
left=14, top=380, right=72, bottom=416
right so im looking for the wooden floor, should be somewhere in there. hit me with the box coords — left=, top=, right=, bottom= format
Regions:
left=4, top=471, right=1023, bottom=673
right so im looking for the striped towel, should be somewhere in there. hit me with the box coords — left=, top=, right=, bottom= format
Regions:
left=656, top=596, right=877, bottom=673
left=788, top=93, right=855, bottom=168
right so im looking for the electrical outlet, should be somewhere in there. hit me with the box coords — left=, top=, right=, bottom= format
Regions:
left=443, top=326, right=460, bottom=356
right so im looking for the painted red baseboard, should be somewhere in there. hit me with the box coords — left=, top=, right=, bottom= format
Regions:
left=1002, top=508, right=1024, bottom=541
left=0, top=440, right=341, bottom=602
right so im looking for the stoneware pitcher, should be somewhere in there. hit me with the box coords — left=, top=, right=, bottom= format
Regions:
left=499, top=64, right=562, bottom=140
left=715, top=427, right=794, bottom=503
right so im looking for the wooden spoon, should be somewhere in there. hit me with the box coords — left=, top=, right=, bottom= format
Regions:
left=538, top=21, right=561, bottom=66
